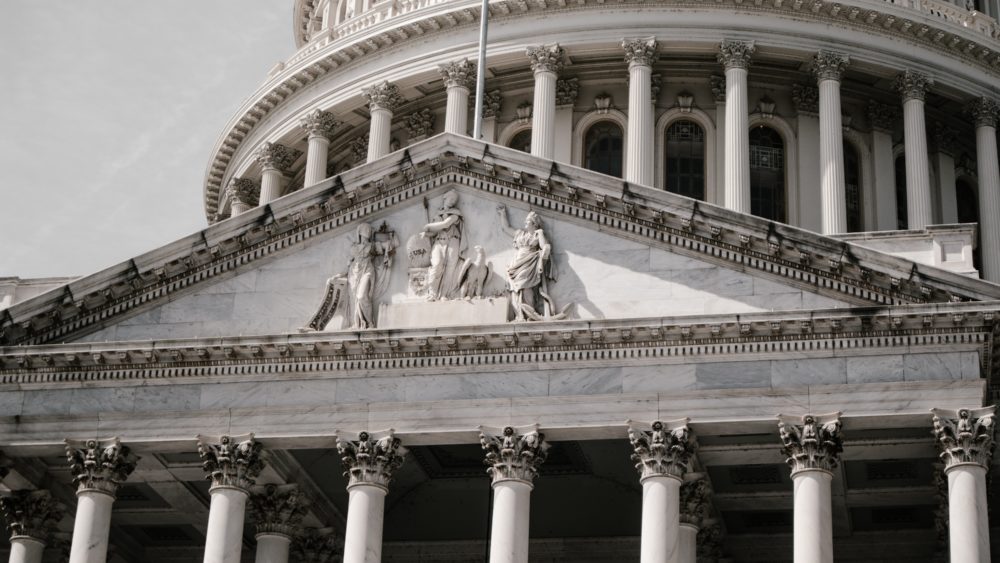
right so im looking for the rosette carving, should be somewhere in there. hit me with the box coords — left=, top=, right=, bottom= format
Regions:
left=778, top=413, right=843, bottom=474
left=249, top=483, right=307, bottom=538
left=679, top=478, right=710, bottom=526
left=967, top=97, right=999, bottom=128
left=254, top=142, right=302, bottom=172
left=337, top=430, right=407, bottom=490
left=526, top=44, right=564, bottom=74
left=812, top=50, right=849, bottom=81
left=197, top=433, right=265, bottom=492
left=0, top=490, right=64, bottom=542
left=895, top=70, right=934, bottom=102
left=622, top=37, right=659, bottom=67
left=932, top=406, right=996, bottom=469
left=480, top=426, right=549, bottom=485
left=65, top=437, right=139, bottom=496
left=717, top=40, right=755, bottom=69
left=299, top=109, right=340, bottom=140
left=227, top=178, right=259, bottom=207
left=362, top=81, right=404, bottom=112
left=628, top=419, right=695, bottom=480
left=439, top=59, right=476, bottom=90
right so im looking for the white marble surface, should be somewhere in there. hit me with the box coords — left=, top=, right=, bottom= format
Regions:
left=344, top=485, right=387, bottom=563
left=68, top=491, right=113, bottom=563
left=947, top=464, right=991, bottom=563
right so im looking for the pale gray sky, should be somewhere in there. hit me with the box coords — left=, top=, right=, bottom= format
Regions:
left=0, top=2, right=292, bottom=277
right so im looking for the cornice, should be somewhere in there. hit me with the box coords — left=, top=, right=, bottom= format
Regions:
left=205, top=0, right=1000, bottom=218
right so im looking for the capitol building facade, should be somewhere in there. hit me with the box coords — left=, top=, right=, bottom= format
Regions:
left=2, top=0, right=1000, bottom=562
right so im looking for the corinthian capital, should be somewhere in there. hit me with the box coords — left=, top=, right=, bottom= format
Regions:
left=197, top=433, right=265, bottom=492
left=480, top=425, right=549, bottom=485
left=227, top=177, right=260, bottom=207
left=812, top=50, right=849, bottom=81
left=867, top=100, right=899, bottom=132
left=0, top=490, right=64, bottom=543
left=526, top=44, right=564, bottom=74
left=362, top=81, right=404, bottom=112
left=628, top=419, right=695, bottom=480
left=555, top=78, right=579, bottom=107
left=299, top=109, right=340, bottom=140
left=249, top=483, right=308, bottom=538
left=792, top=84, right=820, bottom=115
left=680, top=478, right=710, bottom=526
left=967, top=97, right=999, bottom=128
left=717, top=40, right=755, bottom=70
left=65, top=437, right=139, bottom=496
left=932, top=406, right=996, bottom=470
left=292, top=527, right=342, bottom=563
left=439, top=59, right=476, bottom=90
left=622, top=37, right=659, bottom=67
left=254, top=142, right=302, bottom=172
left=895, top=70, right=934, bottom=102
left=477, top=89, right=503, bottom=118
left=337, top=430, right=407, bottom=490
left=778, top=413, right=843, bottom=474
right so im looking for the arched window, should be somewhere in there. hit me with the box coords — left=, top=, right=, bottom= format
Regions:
left=749, top=126, right=786, bottom=222
left=665, top=120, right=706, bottom=200
left=956, top=179, right=979, bottom=224
left=584, top=121, right=624, bottom=178
left=894, top=155, right=908, bottom=229
left=509, top=130, right=531, bottom=153
left=844, top=141, right=863, bottom=232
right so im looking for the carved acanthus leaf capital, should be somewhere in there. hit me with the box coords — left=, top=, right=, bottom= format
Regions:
left=362, top=81, right=404, bottom=112
left=349, top=135, right=370, bottom=162
left=932, top=406, right=996, bottom=469
left=227, top=178, right=260, bottom=207
left=299, top=109, right=340, bottom=140
left=292, top=527, right=342, bottom=563
left=628, top=419, right=696, bottom=480
left=812, top=50, right=849, bottom=81
left=481, top=425, right=549, bottom=485
left=867, top=100, right=899, bottom=132
left=778, top=413, right=843, bottom=474
left=791, top=84, right=820, bottom=115
left=476, top=89, right=503, bottom=118
left=717, top=40, right=756, bottom=70
left=0, top=490, right=64, bottom=542
left=439, top=59, right=476, bottom=90
left=526, top=44, right=564, bottom=74
left=197, top=433, right=265, bottom=492
left=622, top=37, right=659, bottom=68
left=254, top=142, right=302, bottom=172
left=967, top=97, right=999, bottom=128
left=404, top=108, right=435, bottom=138
left=337, top=430, right=407, bottom=490
left=555, top=78, right=579, bottom=107
left=680, top=478, right=711, bottom=526
left=895, top=70, right=934, bottom=102
left=65, top=437, right=138, bottom=496
left=249, top=483, right=308, bottom=538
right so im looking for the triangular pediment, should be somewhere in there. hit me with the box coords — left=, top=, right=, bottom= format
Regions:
left=4, top=133, right=1000, bottom=346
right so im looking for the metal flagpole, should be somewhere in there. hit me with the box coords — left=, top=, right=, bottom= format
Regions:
left=472, top=0, right=489, bottom=140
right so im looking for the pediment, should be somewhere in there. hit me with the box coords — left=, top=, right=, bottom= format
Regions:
left=4, top=133, right=1000, bottom=346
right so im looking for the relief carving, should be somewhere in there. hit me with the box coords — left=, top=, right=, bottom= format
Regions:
left=496, top=205, right=571, bottom=321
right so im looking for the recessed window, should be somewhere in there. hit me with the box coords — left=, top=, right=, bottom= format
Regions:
left=665, top=120, right=706, bottom=200
left=845, top=140, right=863, bottom=232
left=749, top=126, right=786, bottom=222
left=583, top=121, right=624, bottom=178
left=895, top=155, right=908, bottom=229
left=508, top=129, right=531, bottom=153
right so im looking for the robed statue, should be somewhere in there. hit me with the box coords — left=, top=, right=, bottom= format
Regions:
left=420, top=190, right=465, bottom=300
left=496, top=205, right=571, bottom=321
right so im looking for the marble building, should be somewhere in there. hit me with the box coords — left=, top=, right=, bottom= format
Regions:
left=2, top=0, right=1000, bottom=562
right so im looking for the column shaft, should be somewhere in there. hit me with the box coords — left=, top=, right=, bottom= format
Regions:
left=626, top=63, right=653, bottom=185
left=640, top=475, right=681, bottom=563
left=792, top=470, right=833, bottom=563
left=488, top=480, right=532, bottom=563
left=976, top=123, right=1000, bottom=281
left=254, top=534, right=291, bottom=563
left=231, top=201, right=251, bottom=216
left=902, top=97, right=932, bottom=229
left=871, top=129, right=897, bottom=230
left=203, top=487, right=249, bottom=563
left=678, top=523, right=698, bottom=563
left=9, top=538, right=45, bottom=563
left=530, top=71, right=557, bottom=160
left=368, top=108, right=393, bottom=162
left=304, top=135, right=330, bottom=187
left=947, top=464, right=990, bottom=563
left=724, top=66, right=750, bottom=213
left=258, top=168, right=285, bottom=205
left=343, top=485, right=387, bottom=563
left=819, top=78, right=846, bottom=234
left=68, top=492, right=114, bottom=563
left=445, top=86, right=470, bottom=135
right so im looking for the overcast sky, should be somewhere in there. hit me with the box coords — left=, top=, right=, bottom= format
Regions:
left=0, top=2, right=292, bottom=278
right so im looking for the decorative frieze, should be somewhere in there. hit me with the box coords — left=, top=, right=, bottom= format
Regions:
left=967, top=97, right=999, bottom=128
left=622, top=37, right=659, bottom=67
left=526, top=44, right=564, bottom=74
left=292, top=527, right=341, bottom=563
left=255, top=142, right=302, bottom=172
left=895, top=70, right=934, bottom=102
left=362, top=81, right=404, bottom=112
left=337, top=430, right=407, bottom=490
left=679, top=478, right=710, bottom=526
left=249, top=483, right=307, bottom=538
left=867, top=100, right=899, bottom=132
left=931, top=406, right=996, bottom=469
left=196, top=433, right=265, bottom=492
left=555, top=78, right=579, bottom=107
left=480, top=426, right=549, bottom=485
left=0, top=490, right=64, bottom=542
left=777, top=413, right=844, bottom=474
left=227, top=177, right=260, bottom=207
left=439, top=59, right=476, bottom=90
left=717, top=39, right=755, bottom=69
left=65, top=438, right=139, bottom=496
left=812, top=50, right=850, bottom=81
left=299, top=109, right=340, bottom=140
left=628, top=419, right=695, bottom=480
left=792, top=84, right=820, bottom=115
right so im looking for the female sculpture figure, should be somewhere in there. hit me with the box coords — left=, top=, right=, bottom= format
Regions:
left=496, top=205, right=569, bottom=321
left=421, top=190, right=464, bottom=300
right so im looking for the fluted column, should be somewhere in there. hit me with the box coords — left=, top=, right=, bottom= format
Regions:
left=629, top=419, right=696, bottom=563
left=895, top=71, right=934, bottom=229
left=718, top=40, right=756, bottom=214
left=198, top=434, right=265, bottom=563
left=255, top=143, right=302, bottom=205
left=250, top=484, right=307, bottom=563
left=778, top=413, right=843, bottom=563
left=338, top=431, right=407, bottom=563
left=362, top=81, right=404, bottom=162
left=969, top=98, right=1000, bottom=281
left=1, top=490, right=64, bottom=563
left=440, top=60, right=475, bottom=135
left=623, top=37, right=658, bottom=186
left=932, top=406, right=996, bottom=563
left=226, top=178, right=259, bottom=217
left=526, top=45, right=563, bottom=160
left=813, top=51, right=850, bottom=234
left=65, top=438, right=139, bottom=563
left=300, top=110, right=340, bottom=187
left=678, top=479, right=709, bottom=563
left=481, top=425, right=549, bottom=563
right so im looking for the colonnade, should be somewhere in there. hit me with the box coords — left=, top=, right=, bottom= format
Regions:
left=1, top=407, right=993, bottom=563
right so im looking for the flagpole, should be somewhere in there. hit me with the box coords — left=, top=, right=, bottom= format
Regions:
left=472, top=0, right=489, bottom=140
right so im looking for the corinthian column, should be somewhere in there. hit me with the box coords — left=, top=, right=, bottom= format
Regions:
left=932, top=406, right=996, bottom=563
left=481, top=425, right=549, bottom=563
left=717, top=40, right=755, bottom=214
left=0, top=490, right=64, bottom=563
left=292, top=528, right=341, bottom=563
left=255, top=143, right=302, bottom=205
left=440, top=60, right=475, bottom=135
left=300, top=110, right=340, bottom=187
left=362, top=81, right=404, bottom=162
left=629, top=419, right=696, bottom=563
left=813, top=51, right=850, bottom=234
left=895, top=71, right=934, bottom=229
left=623, top=37, right=658, bottom=186
left=678, top=479, right=709, bottom=563
left=338, top=431, right=407, bottom=563
left=65, top=438, right=139, bottom=563
left=526, top=45, right=564, bottom=160
left=968, top=98, right=1000, bottom=282
left=778, top=413, right=843, bottom=563
left=250, top=484, right=307, bottom=563
left=197, top=434, right=265, bottom=563
left=226, top=178, right=259, bottom=217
